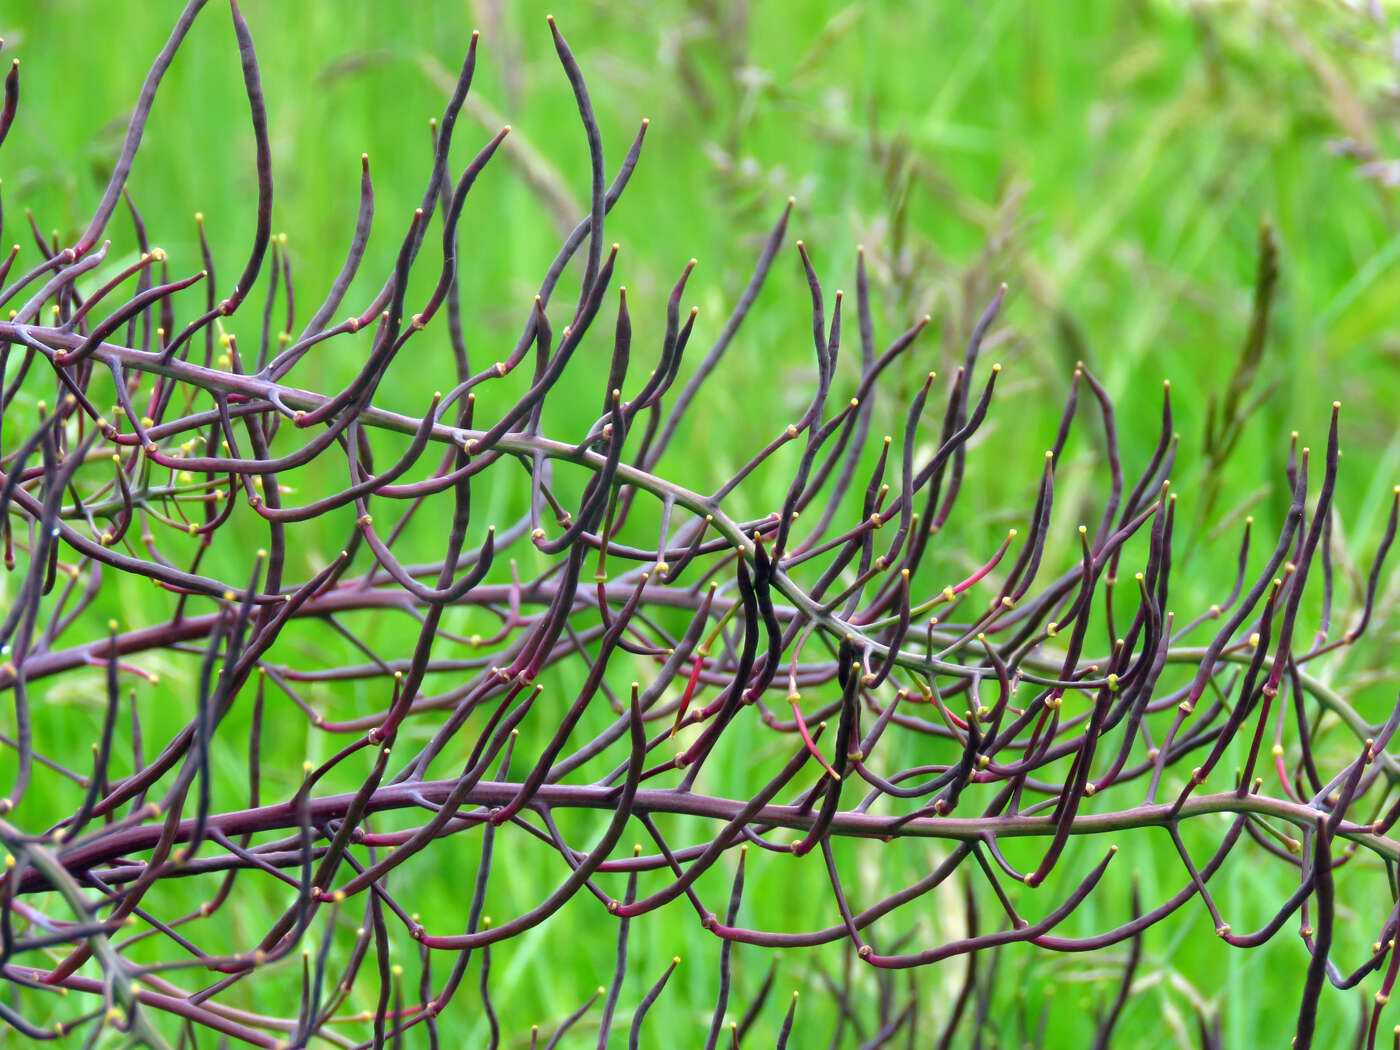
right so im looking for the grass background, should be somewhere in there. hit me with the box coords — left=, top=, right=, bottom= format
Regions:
left=4, top=0, right=1400, bottom=1045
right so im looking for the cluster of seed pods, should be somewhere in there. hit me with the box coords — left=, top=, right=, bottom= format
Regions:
left=1, top=2, right=1399, bottom=1047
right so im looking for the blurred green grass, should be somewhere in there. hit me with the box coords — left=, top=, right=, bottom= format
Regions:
left=3, top=0, right=1400, bottom=1046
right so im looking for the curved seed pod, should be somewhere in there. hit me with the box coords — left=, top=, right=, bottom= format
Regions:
left=1, top=8, right=1397, bottom=1047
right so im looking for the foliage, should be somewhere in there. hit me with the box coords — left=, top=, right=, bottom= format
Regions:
left=2, top=2, right=1400, bottom=1047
